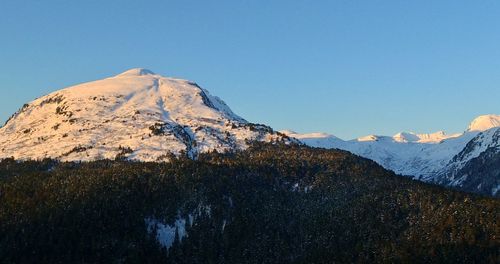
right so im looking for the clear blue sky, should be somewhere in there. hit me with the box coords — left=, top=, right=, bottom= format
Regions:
left=1, top=1, right=499, bottom=139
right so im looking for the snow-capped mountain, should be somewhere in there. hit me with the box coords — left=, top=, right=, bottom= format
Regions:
left=282, top=114, right=500, bottom=195
left=0, top=68, right=289, bottom=161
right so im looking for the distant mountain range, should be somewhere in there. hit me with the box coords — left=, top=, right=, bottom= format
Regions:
left=0, top=69, right=497, bottom=196
left=282, top=115, right=500, bottom=196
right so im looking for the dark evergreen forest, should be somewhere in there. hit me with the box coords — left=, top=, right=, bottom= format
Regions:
left=0, top=143, right=498, bottom=263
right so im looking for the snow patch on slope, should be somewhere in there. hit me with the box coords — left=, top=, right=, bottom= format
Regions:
left=492, top=185, right=500, bottom=196
left=145, top=204, right=213, bottom=249
left=146, top=217, right=188, bottom=249
left=392, top=131, right=461, bottom=143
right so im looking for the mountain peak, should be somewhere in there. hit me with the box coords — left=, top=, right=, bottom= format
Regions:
left=357, top=135, right=381, bottom=142
left=467, top=114, right=500, bottom=132
left=280, top=130, right=338, bottom=140
left=116, top=68, right=156, bottom=77
left=392, top=132, right=420, bottom=142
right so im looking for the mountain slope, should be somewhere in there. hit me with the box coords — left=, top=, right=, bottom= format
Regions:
left=436, top=127, right=500, bottom=196
left=0, top=68, right=289, bottom=161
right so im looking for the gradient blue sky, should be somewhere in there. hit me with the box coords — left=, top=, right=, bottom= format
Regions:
left=1, top=1, right=499, bottom=139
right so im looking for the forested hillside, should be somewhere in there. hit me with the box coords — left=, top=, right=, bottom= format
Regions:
left=0, top=143, right=498, bottom=263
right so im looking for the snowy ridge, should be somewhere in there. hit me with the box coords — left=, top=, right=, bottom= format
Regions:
left=437, top=127, right=500, bottom=192
left=352, top=131, right=460, bottom=144
left=392, top=131, right=461, bottom=143
left=448, top=127, right=500, bottom=171
left=0, top=68, right=288, bottom=161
